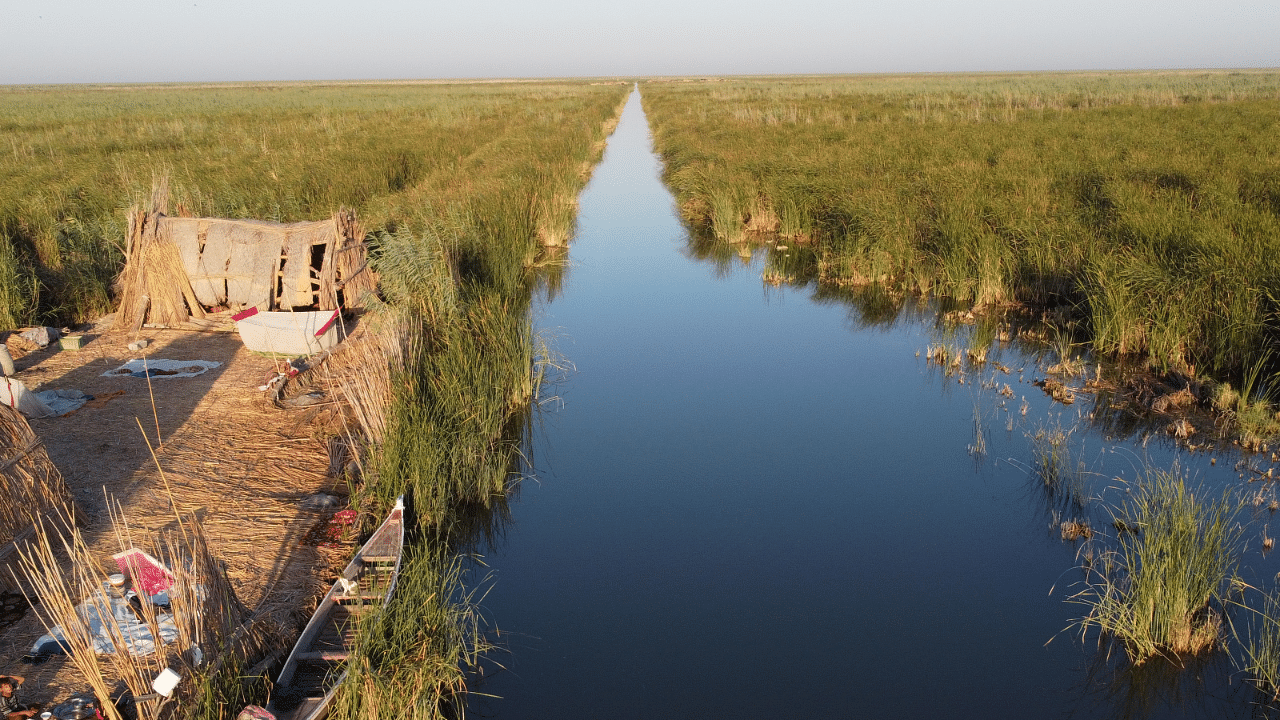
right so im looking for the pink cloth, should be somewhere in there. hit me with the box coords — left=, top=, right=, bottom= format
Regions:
left=112, top=549, right=175, bottom=597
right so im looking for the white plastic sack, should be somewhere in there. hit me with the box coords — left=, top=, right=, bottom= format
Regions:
left=0, top=378, right=54, bottom=417
left=19, top=326, right=59, bottom=348
left=30, top=582, right=179, bottom=657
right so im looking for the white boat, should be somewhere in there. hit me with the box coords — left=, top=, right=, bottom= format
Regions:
left=239, top=497, right=405, bottom=720
left=232, top=307, right=342, bottom=356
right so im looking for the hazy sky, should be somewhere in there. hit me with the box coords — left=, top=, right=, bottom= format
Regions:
left=3, top=0, right=1276, bottom=84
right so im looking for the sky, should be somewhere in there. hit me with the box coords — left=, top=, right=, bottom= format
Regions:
left=2, top=0, right=1277, bottom=84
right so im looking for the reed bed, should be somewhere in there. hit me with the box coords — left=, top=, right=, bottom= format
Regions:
left=0, top=81, right=627, bottom=328
left=295, top=85, right=622, bottom=719
left=641, top=72, right=1280, bottom=396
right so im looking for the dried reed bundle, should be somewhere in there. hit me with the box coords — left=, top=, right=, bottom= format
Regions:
left=0, top=404, right=74, bottom=549
left=321, top=315, right=411, bottom=448
left=331, top=211, right=378, bottom=308
left=115, top=207, right=207, bottom=332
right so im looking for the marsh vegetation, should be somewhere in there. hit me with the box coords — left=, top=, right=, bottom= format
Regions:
left=642, top=72, right=1280, bottom=442
left=0, top=81, right=623, bottom=327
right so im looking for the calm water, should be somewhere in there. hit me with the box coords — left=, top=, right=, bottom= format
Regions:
left=470, top=89, right=1271, bottom=719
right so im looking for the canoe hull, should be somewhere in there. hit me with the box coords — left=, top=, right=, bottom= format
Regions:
left=246, top=497, right=405, bottom=720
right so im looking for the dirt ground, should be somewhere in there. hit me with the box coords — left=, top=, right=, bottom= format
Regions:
left=0, top=313, right=347, bottom=706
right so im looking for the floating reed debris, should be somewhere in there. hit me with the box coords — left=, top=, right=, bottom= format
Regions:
left=1060, top=520, right=1093, bottom=542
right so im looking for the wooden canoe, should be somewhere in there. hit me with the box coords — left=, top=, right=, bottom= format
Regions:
left=241, top=497, right=405, bottom=720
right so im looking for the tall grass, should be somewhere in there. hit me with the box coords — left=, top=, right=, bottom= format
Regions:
left=1070, top=466, right=1243, bottom=663
left=642, top=72, right=1280, bottom=394
left=329, top=543, right=488, bottom=720
left=0, top=81, right=626, bottom=326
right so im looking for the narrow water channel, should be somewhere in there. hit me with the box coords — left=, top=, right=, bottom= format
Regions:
left=471, top=89, right=1260, bottom=719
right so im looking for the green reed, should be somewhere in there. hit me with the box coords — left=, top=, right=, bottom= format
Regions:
left=1238, top=588, right=1280, bottom=702
left=641, top=72, right=1280, bottom=393
left=1071, top=466, right=1243, bottom=663
left=329, top=542, right=489, bottom=720
left=0, top=81, right=626, bottom=326
left=1029, top=422, right=1088, bottom=518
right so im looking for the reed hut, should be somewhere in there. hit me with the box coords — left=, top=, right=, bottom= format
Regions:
left=0, top=404, right=74, bottom=590
left=115, top=208, right=376, bottom=331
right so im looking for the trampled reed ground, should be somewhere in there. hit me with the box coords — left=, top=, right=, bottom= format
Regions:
left=641, top=72, right=1280, bottom=414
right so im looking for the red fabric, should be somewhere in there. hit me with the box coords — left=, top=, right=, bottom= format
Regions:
left=314, top=308, right=341, bottom=337
left=112, top=549, right=175, bottom=596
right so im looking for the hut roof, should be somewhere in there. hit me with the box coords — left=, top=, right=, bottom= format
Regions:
left=115, top=210, right=376, bottom=331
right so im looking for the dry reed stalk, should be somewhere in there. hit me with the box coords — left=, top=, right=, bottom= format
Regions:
left=321, top=317, right=408, bottom=447
left=140, top=355, right=163, bottom=449
left=14, top=517, right=125, bottom=720
left=331, top=210, right=377, bottom=308
left=18, top=491, right=256, bottom=720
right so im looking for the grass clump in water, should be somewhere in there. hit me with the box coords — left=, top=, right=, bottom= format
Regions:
left=1071, top=466, right=1243, bottom=663
left=1029, top=422, right=1089, bottom=521
left=1239, top=589, right=1280, bottom=702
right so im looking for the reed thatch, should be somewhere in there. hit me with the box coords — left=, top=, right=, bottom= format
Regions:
left=115, top=209, right=376, bottom=332
left=0, top=404, right=74, bottom=589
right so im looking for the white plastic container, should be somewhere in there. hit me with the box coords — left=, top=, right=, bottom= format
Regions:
left=232, top=308, right=341, bottom=356
left=152, top=667, right=181, bottom=697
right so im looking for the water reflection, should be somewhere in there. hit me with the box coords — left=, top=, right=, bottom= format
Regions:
left=477, top=88, right=1280, bottom=720
left=1077, top=649, right=1250, bottom=720
left=675, top=230, right=1280, bottom=720
left=530, top=245, right=569, bottom=304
